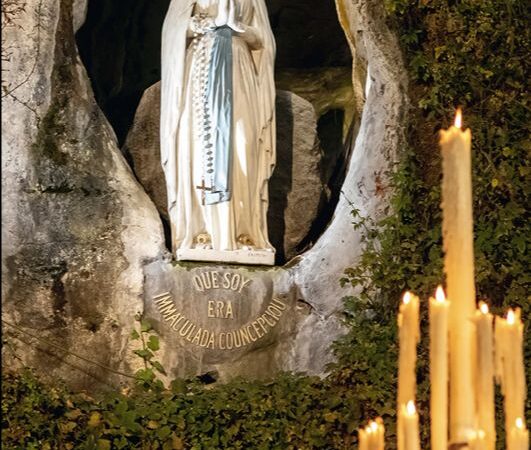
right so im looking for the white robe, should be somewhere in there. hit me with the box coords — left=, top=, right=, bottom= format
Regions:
left=160, top=0, right=276, bottom=254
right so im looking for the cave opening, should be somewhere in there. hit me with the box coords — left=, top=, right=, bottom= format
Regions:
left=76, top=0, right=360, bottom=264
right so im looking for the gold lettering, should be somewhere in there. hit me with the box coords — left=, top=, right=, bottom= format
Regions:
left=179, top=320, right=192, bottom=337
left=192, top=275, right=204, bottom=292
left=206, top=332, right=216, bottom=349
left=240, top=327, right=251, bottom=345
left=191, top=329, right=202, bottom=345
left=252, top=321, right=264, bottom=338
left=222, top=272, right=231, bottom=289
left=208, top=301, right=215, bottom=318
left=186, top=324, right=196, bottom=341
left=154, top=295, right=173, bottom=310
left=247, top=325, right=257, bottom=342
left=200, top=272, right=211, bottom=289
left=216, top=301, right=224, bottom=317
left=256, top=317, right=268, bottom=334
left=200, top=330, right=210, bottom=347
left=154, top=294, right=287, bottom=350
left=211, top=271, right=219, bottom=288
left=166, top=313, right=180, bottom=326
left=225, top=301, right=234, bottom=319
left=153, top=292, right=171, bottom=301
left=160, top=303, right=177, bottom=317
left=262, top=313, right=276, bottom=327
left=233, top=331, right=242, bottom=348
left=230, top=274, right=241, bottom=291
left=226, top=332, right=234, bottom=349
left=207, top=333, right=216, bottom=349
left=238, top=277, right=252, bottom=293
left=172, top=316, right=186, bottom=331
left=267, top=305, right=281, bottom=318
left=219, top=333, right=226, bottom=350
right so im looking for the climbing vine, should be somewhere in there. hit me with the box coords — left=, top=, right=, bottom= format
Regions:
left=2, top=1, right=529, bottom=449
left=337, top=0, right=530, bottom=447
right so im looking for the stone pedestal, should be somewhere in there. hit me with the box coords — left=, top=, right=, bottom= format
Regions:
left=143, top=260, right=295, bottom=379
left=176, top=248, right=275, bottom=266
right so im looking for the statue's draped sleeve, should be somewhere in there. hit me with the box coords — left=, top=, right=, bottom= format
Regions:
left=160, top=0, right=195, bottom=211
left=252, top=0, right=277, bottom=193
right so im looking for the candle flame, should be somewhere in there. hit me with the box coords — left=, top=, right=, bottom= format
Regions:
left=406, top=401, right=416, bottom=416
left=454, top=108, right=463, bottom=128
left=403, top=291, right=412, bottom=305
left=507, top=309, right=515, bottom=325
left=479, top=301, right=489, bottom=315
left=469, top=429, right=486, bottom=440
left=365, top=424, right=373, bottom=434
left=516, top=418, right=524, bottom=429
left=435, top=286, right=446, bottom=303
left=370, top=421, right=379, bottom=432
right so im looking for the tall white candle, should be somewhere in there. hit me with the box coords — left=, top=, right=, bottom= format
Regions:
left=400, top=401, right=420, bottom=450
left=369, top=418, right=385, bottom=450
left=508, top=418, right=529, bottom=450
left=429, top=286, right=449, bottom=450
left=495, top=308, right=526, bottom=445
left=398, top=291, right=420, bottom=404
left=468, top=429, right=487, bottom=450
left=359, top=419, right=385, bottom=450
left=358, top=427, right=369, bottom=450
left=473, top=302, right=495, bottom=450
left=440, top=109, right=476, bottom=443
left=397, top=291, right=420, bottom=450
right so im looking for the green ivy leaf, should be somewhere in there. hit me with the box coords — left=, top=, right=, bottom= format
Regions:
left=147, top=335, right=160, bottom=351
left=151, top=360, right=167, bottom=375
left=141, top=320, right=153, bottom=332
left=97, top=439, right=111, bottom=450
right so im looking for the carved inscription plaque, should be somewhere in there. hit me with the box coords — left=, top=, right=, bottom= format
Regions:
left=144, top=264, right=291, bottom=356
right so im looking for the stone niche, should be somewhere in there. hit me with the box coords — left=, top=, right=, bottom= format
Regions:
left=77, top=0, right=356, bottom=264
left=1, top=0, right=406, bottom=390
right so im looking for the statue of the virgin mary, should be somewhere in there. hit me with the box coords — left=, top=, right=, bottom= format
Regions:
left=160, top=0, right=276, bottom=265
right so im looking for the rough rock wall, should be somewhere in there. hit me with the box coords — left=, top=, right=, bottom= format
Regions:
left=1, top=0, right=407, bottom=389
left=282, top=0, right=408, bottom=373
left=2, top=0, right=165, bottom=390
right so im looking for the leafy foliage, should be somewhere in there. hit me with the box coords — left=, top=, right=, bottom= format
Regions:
left=2, top=368, right=367, bottom=450
left=338, top=0, right=530, bottom=446
left=2, top=1, right=529, bottom=449
left=131, top=315, right=166, bottom=392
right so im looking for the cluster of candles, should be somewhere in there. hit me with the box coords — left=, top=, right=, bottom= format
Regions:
left=358, top=111, right=528, bottom=449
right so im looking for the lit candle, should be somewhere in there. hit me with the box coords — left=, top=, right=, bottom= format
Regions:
left=358, top=427, right=369, bottom=450
left=398, top=292, right=420, bottom=403
left=359, top=419, right=385, bottom=450
left=495, top=308, right=526, bottom=445
left=468, top=429, right=487, bottom=450
left=429, top=286, right=449, bottom=450
left=508, top=418, right=529, bottom=450
left=473, top=302, right=495, bottom=450
left=400, top=401, right=420, bottom=450
left=370, top=418, right=385, bottom=450
left=397, top=291, right=420, bottom=450
left=440, top=109, right=476, bottom=443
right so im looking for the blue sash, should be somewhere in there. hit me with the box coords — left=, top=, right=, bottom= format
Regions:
left=204, top=26, right=233, bottom=205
